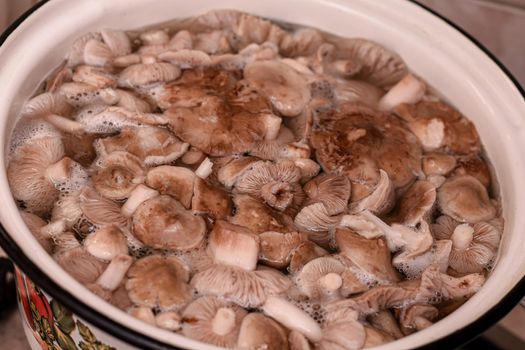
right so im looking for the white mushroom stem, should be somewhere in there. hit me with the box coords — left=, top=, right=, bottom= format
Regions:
left=264, top=115, right=282, bottom=140
left=211, top=307, right=237, bottom=336
left=155, top=311, right=182, bottom=331
left=96, top=254, right=133, bottom=291
left=121, top=184, right=159, bottom=217
left=319, top=273, right=343, bottom=294
left=45, top=114, right=84, bottom=134
left=262, top=296, right=322, bottom=342
left=40, top=219, right=66, bottom=238
left=379, top=74, right=426, bottom=111
left=45, top=157, right=73, bottom=184
left=451, top=224, right=474, bottom=250
left=129, top=306, right=156, bottom=325
left=195, top=157, right=213, bottom=179
left=141, top=55, right=157, bottom=64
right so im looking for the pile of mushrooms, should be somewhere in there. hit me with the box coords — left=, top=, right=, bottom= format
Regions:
left=10, top=9, right=503, bottom=350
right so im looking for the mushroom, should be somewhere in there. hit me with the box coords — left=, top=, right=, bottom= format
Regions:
left=54, top=247, right=108, bottom=284
left=113, top=54, right=141, bottom=68
left=58, top=82, right=118, bottom=108
left=191, top=264, right=291, bottom=308
left=259, top=231, right=306, bottom=268
left=62, top=132, right=99, bottom=167
left=433, top=217, right=500, bottom=274
left=244, top=60, right=311, bottom=117
left=78, top=187, right=129, bottom=227
left=378, top=74, right=426, bottom=111
left=389, top=180, right=436, bottom=227
left=140, top=29, right=170, bottom=46
left=115, top=89, right=152, bottom=113
left=289, top=241, right=329, bottom=274
left=208, top=220, right=260, bottom=271
left=310, top=103, right=422, bottom=202
left=126, top=254, right=192, bottom=311
left=422, top=152, right=457, bottom=177
left=303, top=174, right=351, bottom=215
left=367, top=311, right=404, bottom=340
left=100, top=29, right=132, bottom=57
left=66, top=32, right=102, bottom=67
left=318, top=308, right=366, bottom=350
left=170, top=30, right=193, bottom=50
left=83, top=225, right=128, bottom=261
left=19, top=92, right=78, bottom=134
left=94, top=254, right=133, bottom=292
left=132, top=195, right=206, bottom=250
left=295, top=256, right=368, bottom=301
left=118, top=56, right=181, bottom=88
left=294, top=203, right=342, bottom=246
left=262, top=296, right=322, bottom=342
left=349, top=169, right=395, bottom=216
left=393, top=240, right=452, bottom=279
left=289, top=330, right=312, bottom=350
left=145, top=166, right=195, bottom=209
left=453, top=155, right=492, bottom=189
left=394, top=101, right=481, bottom=155
left=192, top=177, right=233, bottom=219
left=128, top=307, right=156, bottom=325
left=294, top=158, right=321, bottom=183
left=159, top=49, right=212, bottom=69
left=234, top=160, right=305, bottom=213
left=72, top=65, right=117, bottom=89
left=181, top=296, right=247, bottom=348
left=95, top=127, right=189, bottom=166
left=156, top=311, right=182, bottom=331
left=230, top=194, right=295, bottom=234
left=399, top=304, right=439, bottom=335
left=181, top=147, right=205, bottom=165
left=83, top=38, right=113, bottom=67
left=237, top=313, right=289, bottom=350
left=217, top=156, right=260, bottom=189
left=437, top=175, right=496, bottom=223
left=363, top=326, right=395, bottom=348
left=91, top=151, right=145, bottom=200
left=335, top=228, right=399, bottom=284
left=19, top=211, right=53, bottom=253
left=8, top=136, right=64, bottom=215
left=195, top=157, right=214, bottom=179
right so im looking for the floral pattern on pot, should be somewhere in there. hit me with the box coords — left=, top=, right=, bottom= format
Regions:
left=15, top=268, right=116, bottom=350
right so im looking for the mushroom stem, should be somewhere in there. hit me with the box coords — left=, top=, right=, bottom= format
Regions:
left=195, top=157, right=213, bottom=179
left=378, top=74, right=425, bottom=111
left=45, top=157, right=73, bottom=184
left=319, top=273, right=343, bottom=294
left=451, top=224, right=474, bottom=250
left=211, top=307, right=237, bottom=336
left=45, top=114, right=84, bottom=134
left=129, top=306, right=156, bottom=325
left=264, top=115, right=282, bottom=140
left=262, top=296, right=322, bottom=342
left=261, top=181, right=293, bottom=211
left=121, top=184, right=159, bottom=217
left=413, top=317, right=433, bottom=330
left=96, top=254, right=133, bottom=291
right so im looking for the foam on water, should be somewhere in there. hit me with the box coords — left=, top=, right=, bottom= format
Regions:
left=287, top=297, right=326, bottom=325
left=9, top=118, right=61, bottom=156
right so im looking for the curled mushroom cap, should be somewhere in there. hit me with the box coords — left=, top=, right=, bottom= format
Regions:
left=145, top=165, right=195, bottom=209
left=259, top=231, right=306, bottom=269
left=319, top=308, right=366, bottom=350
left=84, top=39, right=113, bottom=67
left=303, top=174, right=351, bottom=215
left=363, top=326, right=395, bottom=348
left=237, top=313, right=289, bottom=350
left=391, top=180, right=436, bottom=227
left=378, top=74, right=426, bottom=111
left=181, top=296, right=247, bottom=348
left=349, top=169, right=395, bottom=216
left=54, top=247, right=108, bottom=284
left=191, top=178, right=232, bottom=219
left=422, top=152, right=457, bottom=177
left=8, top=136, right=64, bottom=215
left=208, top=220, right=260, bottom=271
left=78, top=187, right=128, bottom=227
left=289, top=330, right=312, bottom=350
left=96, top=127, right=189, bottom=166
left=91, top=151, right=145, bottom=200
left=335, top=228, right=399, bottom=284
left=19, top=211, right=53, bottom=253
left=399, top=304, right=439, bottom=335
left=159, top=49, right=212, bottom=69
left=433, top=217, right=500, bottom=274
left=118, top=57, right=181, bottom=88
left=217, top=156, right=260, bottom=189
left=132, top=195, right=206, bottom=250
left=393, top=239, right=452, bottom=279
left=234, top=160, right=304, bottom=213
left=453, top=155, right=492, bottom=189
left=191, top=264, right=291, bottom=308
left=367, top=310, right=404, bottom=340
left=126, top=254, right=192, bottom=310
left=294, top=203, right=342, bottom=246
left=72, top=65, right=116, bottom=89
left=244, top=60, right=311, bottom=117
left=100, top=28, right=131, bottom=57
left=21, top=92, right=74, bottom=121
left=437, top=175, right=496, bottom=223
left=84, top=225, right=128, bottom=261
left=58, top=82, right=117, bottom=108
left=95, top=254, right=133, bottom=292
left=289, top=240, right=328, bottom=274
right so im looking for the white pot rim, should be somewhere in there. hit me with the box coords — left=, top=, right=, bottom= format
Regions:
left=1, top=1, right=525, bottom=350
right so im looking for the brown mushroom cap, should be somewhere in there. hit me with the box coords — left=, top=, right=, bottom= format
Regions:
left=181, top=296, right=247, bottom=348
left=244, top=60, right=311, bottom=117
left=391, top=180, right=436, bottom=227
left=437, top=175, right=496, bottom=223
left=259, top=231, right=306, bottom=268
left=118, top=61, right=181, bottom=88
left=191, top=177, right=232, bottom=219
left=217, top=156, right=260, bottom=189
left=363, top=326, right=396, bottom=348
left=145, top=166, right=195, bottom=209
left=230, top=194, right=295, bottom=234
left=395, top=101, right=481, bottom=155
left=132, top=195, right=206, bottom=250
left=310, top=103, right=422, bottom=202
left=54, top=247, right=108, bottom=284
left=294, top=203, right=342, bottom=246
left=19, top=211, right=53, bottom=253
left=191, top=264, right=291, bottom=308
left=84, top=225, right=128, bottom=261
left=349, top=169, right=395, bottom=216
left=91, top=151, right=145, bottom=200
left=367, top=310, right=404, bottom=340
left=422, top=152, right=457, bottom=177
left=453, top=155, right=492, bottom=189
left=126, top=254, right=192, bottom=310
left=335, top=228, right=399, bottom=284
left=208, top=220, right=260, bottom=271
left=83, top=39, right=113, bottom=67
left=96, top=127, right=189, bottom=166
left=8, top=136, right=64, bottom=215
left=303, top=173, right=351, bottom=216
left=236, top=313, right=289, bottom=350
left=319, top=308, right=366, bottom=350
left=399, top=304, right=439, bottom=335
left=289, top=241, right=328, bottom=274
left=289, top=330, right=312, bottom=350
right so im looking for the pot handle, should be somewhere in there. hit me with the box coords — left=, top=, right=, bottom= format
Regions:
left=0, top=257, right=16, bottom=314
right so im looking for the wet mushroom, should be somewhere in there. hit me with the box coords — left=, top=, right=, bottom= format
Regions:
left=399, top=304, right=439, bottom=335
left=54, top=247, right=108, bottom=284
left=128, top=307, right=156, bottom=325
left=100, top=28, right=132, bottom=57
left=192, top=177, right=233, bottom=219
left=72, top=65, right=117, bottom=89
left=83, top=225, right=128, bottom=261
left=126, top=254, right=192, bottom=311
left=318, top=308, right=366, bottom=350
left=294, top=203, right=342, bottom=246
left=367, top=311, right=404, bottom=340
left=363, top=326, right=395, bottom=348
left=19, top=211, right=53, bottom=253
left=259, top=231, right=306, bottom=269
left=78, top=187, right=129, bottom=227
left=236, top=313, right=289, bottom=350
left=159, top=49, right=212, bottom=69
left=390, top=180, right=436, bottom=227
left=156, top=311, right=182, bottom=331
left=437, top=175, right=496, bottom=223
left=93, top=254, right=133, bottom=292
left=303, top=174, right=351, bottom=215
left=289, top=330, right=312, bottom=350
left=393, top=240, right=452, bottom=279
left=145, top=166, right=195, bottom=209
left=118, top=56, right=181, bottom=88
left=378, top=74, right=426, bottom=111
left=84, top=39, right=113, bottom=67
left=20, top=92, right=76, bottom=132
left=132, top=195, right=206, bottom=250
left=289, top=240, right=329, bottom=274
left=217, top=156, right=260, bottom=189
left=58, top=82, right=118, bottom=108
left=453, top=155, right=492, bottom=189
left=181, top=296, right=247, bottom=348
left=422, top=152, right=457, bottom=177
